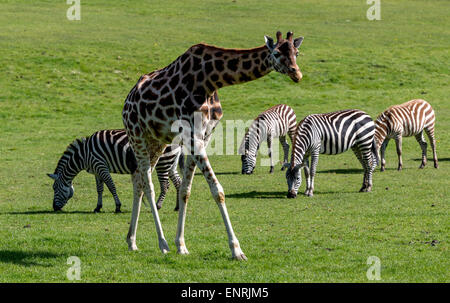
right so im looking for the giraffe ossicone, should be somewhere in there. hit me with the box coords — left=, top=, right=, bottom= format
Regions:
left=122, top=31, right=304, bottom=260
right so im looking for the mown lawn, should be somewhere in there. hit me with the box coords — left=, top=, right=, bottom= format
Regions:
left=0, top=0, right=448, bottom=282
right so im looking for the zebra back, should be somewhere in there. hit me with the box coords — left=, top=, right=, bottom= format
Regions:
left=291, top=109, right=375, bottom=166
left=374, top=99, right=435, bottom=148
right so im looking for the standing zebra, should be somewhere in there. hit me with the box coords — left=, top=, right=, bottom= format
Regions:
left=285, top=109, right=378, bottom=198
left=375, top=99, right=438, bottom=171
left=239, top=104, right=297, bottom=174
left=48, top=129, right=182, bottom=212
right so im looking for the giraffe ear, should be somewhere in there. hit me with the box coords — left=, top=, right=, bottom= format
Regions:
left=264, top=35, right=275, bottom=51
left=294, top=37, right=304, bottom=49
left=47, top=173, right=58, bottom=180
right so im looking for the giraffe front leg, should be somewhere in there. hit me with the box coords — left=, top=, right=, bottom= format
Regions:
left=194, top=141, right=246, bottom=260
left=127, top=172, right=143, bottom=251
left=94, top=175, right=104, bottom=213
left=175, top=155, right=196, bottom=255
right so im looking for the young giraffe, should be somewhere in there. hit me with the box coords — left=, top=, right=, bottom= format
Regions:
left=122, top=31, right=304, bottom=260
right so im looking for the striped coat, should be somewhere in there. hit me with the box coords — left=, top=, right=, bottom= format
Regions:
left=375, top=99, right=438, bottom=171
left=48, top=129, right=182, bottom=212
left=239, top=104, right=297, bottom=174
left=286, top=109, right=378, bottom=198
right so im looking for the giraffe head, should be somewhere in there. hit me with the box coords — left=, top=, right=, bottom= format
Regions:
left=265, top=31, right=304, bottom=83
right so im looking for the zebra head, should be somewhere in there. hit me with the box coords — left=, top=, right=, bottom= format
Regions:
left=241, top=152, right=257, bottom=175
left=285, top=164, right=302, bottom=198
left=48, top=173, right=74, bottom=211
left=240, top=132, right=257, bottom=175
left=265, top=31, right=304, bottom=83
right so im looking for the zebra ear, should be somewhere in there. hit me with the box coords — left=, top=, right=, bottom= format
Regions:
left=47, top=173, right=58, bottom=180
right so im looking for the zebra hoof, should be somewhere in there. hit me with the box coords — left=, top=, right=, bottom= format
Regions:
left=115, top=209, right=122, bottom=213
left=304, top=190, right=313, bottom=197
left=173, top=207, right=179, bottom=211
left=93, top=208, right=101, bottom=213
left=434, top=163, right=439, bottom=169
left=380, top=167, right=385, bottom=172
left=397, top=166, right=402, bottom=171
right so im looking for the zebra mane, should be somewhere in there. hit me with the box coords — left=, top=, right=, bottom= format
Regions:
left=54, top=137, right=87, bottom=175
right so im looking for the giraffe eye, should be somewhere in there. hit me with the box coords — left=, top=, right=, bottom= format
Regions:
left=273, top=52, right=281, bottom=58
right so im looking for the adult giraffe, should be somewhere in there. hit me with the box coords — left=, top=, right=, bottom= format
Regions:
left=122, top=31, right=304, bottom=260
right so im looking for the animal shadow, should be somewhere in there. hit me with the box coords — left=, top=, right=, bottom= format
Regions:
left=226, top=191, right=286, bottom=199
left=0, top=250, right=60, bottom=267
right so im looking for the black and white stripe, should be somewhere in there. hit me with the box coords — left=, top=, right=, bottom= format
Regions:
left=239, top=104, right=297, bottom=174
left=48, top=129, right=182, bottom=212
left=286, top=109, right=378, bottom=198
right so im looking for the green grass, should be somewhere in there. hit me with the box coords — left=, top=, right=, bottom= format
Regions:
left=0, top=0, right=448, bottom=282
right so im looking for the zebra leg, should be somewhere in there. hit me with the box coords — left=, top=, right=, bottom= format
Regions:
left=307, top=152, right=319, bottom=197
left=303, top=158, right=312, bottom=196
left=267, top=135, right=274, bottom=173
left=352, top=147, right=369, bottom=192
left=360, top=148, right=375, bottom=192
left=415, top=132, right=428, bottom=169
left=94, top=175, right=104, bottom=213
left=279, top=136, right=290, bottom=170
left=395, top=135, right=403, bottom=171
left=169, top=168, right=182, bottom=211
left=100, top=169, right=122, bottom=213
left=155, top=167, right=170, bottom=210
left=380, top=139, right=389, bottom=172
left=424, top=127, right=438, bottom=168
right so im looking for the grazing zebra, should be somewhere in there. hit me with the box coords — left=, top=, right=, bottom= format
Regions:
left=285, top=109, right=378, bottom=198
left=48, top=129, right=182, bottom=212
left=375, top=99, right=438, bottom=171
left=239, top=104, right=297, bottom=174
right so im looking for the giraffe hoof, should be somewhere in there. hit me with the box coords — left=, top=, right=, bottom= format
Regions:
left=128, top=244, right=138, bottom=251
left=159, top=239, right=170, bottom=254
left=177, top=246, right=189, bottom=255
left=232, top=253, right=248, bottom=261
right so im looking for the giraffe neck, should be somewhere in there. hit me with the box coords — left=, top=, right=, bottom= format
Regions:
left=185, top=44, right=273, bottom=95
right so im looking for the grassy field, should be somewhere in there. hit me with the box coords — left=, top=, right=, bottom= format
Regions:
left=0, top=0, right=448, bottom=282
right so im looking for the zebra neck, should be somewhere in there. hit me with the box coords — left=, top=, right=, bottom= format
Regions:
left=54, top=144, right=87, bottom=184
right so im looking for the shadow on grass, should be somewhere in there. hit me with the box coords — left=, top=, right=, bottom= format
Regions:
left=412, top=157, right=449, bottom=162
left=195, top=171, right=240, bottom=176
left=0, top=250, right=60, bottom=267
left=227, top=191, right=286, bottom=199
left=318, top=168, right=364, bottom=174
left=0, top=210, right=129, bottom=215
